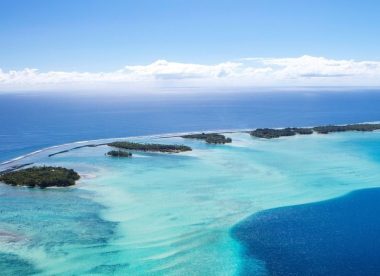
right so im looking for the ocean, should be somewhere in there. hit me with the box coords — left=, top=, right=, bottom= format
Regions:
left=232, top=188, right=380, bottom=275
left=1, top=90, right=380, bottom=275
left=2, top=90, right=380, bottom=162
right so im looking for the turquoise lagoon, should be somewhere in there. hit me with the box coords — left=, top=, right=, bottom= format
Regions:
left=1, top=130, right=380, bottom=275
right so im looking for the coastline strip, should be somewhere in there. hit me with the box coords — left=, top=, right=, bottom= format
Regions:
left=2, top=121, right=380, bottom=168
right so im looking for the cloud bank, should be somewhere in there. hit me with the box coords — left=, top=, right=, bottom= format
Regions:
left=1, top=55, right=380, bottom=91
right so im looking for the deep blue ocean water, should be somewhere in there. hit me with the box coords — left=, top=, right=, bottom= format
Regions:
left=2, top=90, right=380, bottom=162
left=232, top=188, right=380, bottom=276
left=2, top=90, right=380, bottom=274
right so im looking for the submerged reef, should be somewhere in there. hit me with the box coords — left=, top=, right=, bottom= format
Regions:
left=0, top=253, right=41, bottom=275
left=0, top=166, right=80, bottom=188
left=107, top=150, right=132, bottom=157
left=108, top=141, right=192, bottom=153
left=181, top=133, right=232, bottom=144
left=250, top=123, right=380, bottom=139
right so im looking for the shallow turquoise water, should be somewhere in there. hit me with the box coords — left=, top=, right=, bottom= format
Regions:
left=1, top=131, right=380, bottom=275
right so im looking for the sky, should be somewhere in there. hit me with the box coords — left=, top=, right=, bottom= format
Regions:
left=1, top=0, right=380, bottom=91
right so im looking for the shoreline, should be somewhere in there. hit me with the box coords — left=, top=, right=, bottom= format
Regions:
left=2, top=121, right=380, bottom=274
left=0, top=129, right=250, bottom=168
left=1, top=121, right=380, bottom=169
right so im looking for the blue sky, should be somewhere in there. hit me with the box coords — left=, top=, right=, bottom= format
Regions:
left=1, top=0, right=380, bottom=90
left=1, top=0, right=380, bottom=71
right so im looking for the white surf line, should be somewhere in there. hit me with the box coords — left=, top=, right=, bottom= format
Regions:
left=0, top=130, right=248, bottom=167
left=0, top=140, right=91, bottom=166
left=2, top=121, right=380, bottom=168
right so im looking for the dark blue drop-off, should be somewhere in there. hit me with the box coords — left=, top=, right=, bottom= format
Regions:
left=232, top=188, right=380, bottom=276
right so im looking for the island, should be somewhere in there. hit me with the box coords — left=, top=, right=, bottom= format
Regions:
left=49, top=143, right=107, bottom=157
left=0, top=166, right=80, bottom=188
left=181, top=133, right=232, bottom=144
left=108, top=141, right=192, bottom=153
left=48, top=150, right=70, bottom=157
left=107, top=150, right=132, bottom=157
left=250, top=127, right=313, bottom=138
left=250, top=123, right=380, bottom=139
left=313, top=123, right=380, bottom=134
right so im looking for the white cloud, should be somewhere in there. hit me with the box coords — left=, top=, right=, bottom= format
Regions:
left=1, top=55, right=380, bottom=91
left=120, top=60, right=243, bottom=80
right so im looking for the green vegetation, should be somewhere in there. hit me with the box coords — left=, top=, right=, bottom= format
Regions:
left=71, top=143, right=106, bottom=150
left=107, top=150, right=132, bottom=157
left=108, top=141, right=192, bottom=153
left=181, top=133, right=232, bottom=144
left=313, top=124, right=380, bottom=134
left=250, top=128, right=298, bottom=138
left=0, top=166, right=80, bottom=188
left=250, top=128, right=294, bottom=138
left=250, top=124, right=380, bottom=139
left=292, top=128, right=314, bottom=135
